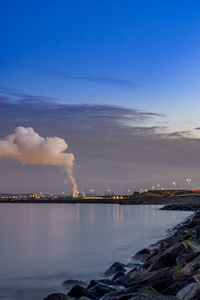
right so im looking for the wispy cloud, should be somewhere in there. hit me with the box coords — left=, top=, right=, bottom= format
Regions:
left=0, top=58, right=138, bottom=87
left=0, top=87, right=162, bottom=123
left=64, top=75, right=138, bottom=87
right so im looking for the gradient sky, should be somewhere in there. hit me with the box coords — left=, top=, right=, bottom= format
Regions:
left=1, top=0, right=200, bottom=194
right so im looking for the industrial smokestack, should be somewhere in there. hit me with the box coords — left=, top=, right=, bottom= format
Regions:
left=0, top=127, right=78, bottom=197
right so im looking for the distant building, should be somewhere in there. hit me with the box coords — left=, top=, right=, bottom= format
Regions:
left=29, top=193, right=41, bottom=199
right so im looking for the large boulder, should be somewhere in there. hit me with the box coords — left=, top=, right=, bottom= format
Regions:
left=116, top=267, right=173, bottom=292
left=87, top=282, right=117, bottom=298
left=115, top=268, right=146, bottom=287
left=43, top=294, right=73, bottom=300
left=104, top=262, right=126, bottom=276
left=62, top=279, right=87, bottom=287
left=190, top=254, right=200, bottom=269
left=102, top=287, right=179, bottom=300
left=132, top=248, right=152, bottom=262
left=162, top=279, right=191, bottom=296
left=186, top=215, right=200, bottom=229
left=172, top=263, right=194, bottom=281
left=144, top=241, right=197, bottom=272
left=176, top=253, right=197, bottom=265
left=186, top=240, right=200, bottom=254
left=68, top=285, right=96, bottom=299
left=176, top=282, right=200, bottom=300
left=86, top=279, right=116, bottom=290
left=112, top=271, right=125, bottom=281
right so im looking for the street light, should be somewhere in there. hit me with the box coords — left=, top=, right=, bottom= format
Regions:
left=186, top=178, right=191, bottom=186
left=172, top=181, right=177, bottom=193
left=106, top=188, right=110, bottom=196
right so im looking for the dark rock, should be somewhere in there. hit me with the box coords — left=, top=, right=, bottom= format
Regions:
left=144, top=242, right=194, bottom=271
left=176, top=282, right=200, bottom=300
left=102, top=287, right=178, bottom=300
left=97, top=279, right=116, bottom=286
left=162, top=280, right=191, bottom=296
left=88, top=282, right=117, bottom=297
left=116, top=267, right=173, bottom=292
left=86, top=279, right=115, bottom=290
left=62, top=279, right=87, bottom=287
left=112, top=271, right=125, bottom=281
left=192, top=271, right=200, bottom=283
left=127, top=287, right=180, bottom=299
left=187, top=215, right=200, bottom=229
left=86, top=280, right=98, bottom=290
left=190, top=254, right=200, bottom=269
left=176, top=253, right=197, bottom=265
left=128, top=286, right=160, bottom=298
left=115, top=268, right=145, bottom=287
left=129, top=297, right=180, bottom=300
left=172, top=263, right=194, bottom=281
left=137, top=248, right=151, bottom=255
left=68, top=285, right=96, bottom=299
left=186, top=240, right=200, bottom=254
left=152, top=277, right=174, bottom=293
left=43, top=293, right=71, bottom=300
left=104, top=261, right=126, bottom=276
left=161, top=205, right=200, bottom=211
left=99, top=288, right=138, bottom=300
left=132, top=249, right=152, bottom=264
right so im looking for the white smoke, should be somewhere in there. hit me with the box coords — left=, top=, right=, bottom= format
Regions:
left=0, top=127, right=78, bottom=197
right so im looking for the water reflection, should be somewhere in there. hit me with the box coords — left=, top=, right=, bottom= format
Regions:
left=112, top=205, right=123, bottom=224
left=0, top=204, right=192, bottom=300
left=76, top=203, right=80, bottom=224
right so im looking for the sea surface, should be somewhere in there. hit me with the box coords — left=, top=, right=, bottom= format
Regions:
left=0, top=203, right=192, bottom=300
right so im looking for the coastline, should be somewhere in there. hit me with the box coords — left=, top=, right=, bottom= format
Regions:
left=44, top=205, right=200, bottom=300
left=1, top=192, right=200, bottom=207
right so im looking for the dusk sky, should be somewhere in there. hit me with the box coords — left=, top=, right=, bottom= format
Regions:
left=1, top=0, right=200, bottom=194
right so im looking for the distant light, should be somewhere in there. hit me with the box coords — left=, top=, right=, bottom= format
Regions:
left=186, top=178, right=191, bottom=185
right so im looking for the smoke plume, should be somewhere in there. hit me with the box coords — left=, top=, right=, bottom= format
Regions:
left=0, top=127, right=78, bottom=197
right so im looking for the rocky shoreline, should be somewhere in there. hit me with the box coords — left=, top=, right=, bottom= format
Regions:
left=43, top=207, right=200, bottom=300
left=161, top=205, right=200, bottom=211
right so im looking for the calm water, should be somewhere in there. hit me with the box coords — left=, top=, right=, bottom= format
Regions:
left=0, top=203, right=192, bottom=300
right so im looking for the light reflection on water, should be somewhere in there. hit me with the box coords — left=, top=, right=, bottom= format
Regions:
left=0, top=203, right=192, bottom=300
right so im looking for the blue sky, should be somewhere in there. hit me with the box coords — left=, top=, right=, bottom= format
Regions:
left=0, top=0, right=200, bottom=193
